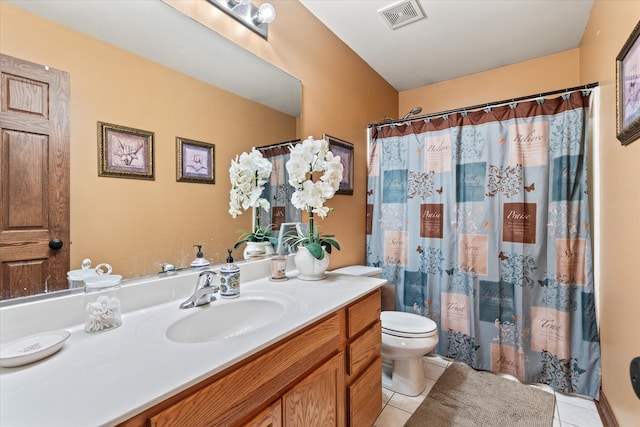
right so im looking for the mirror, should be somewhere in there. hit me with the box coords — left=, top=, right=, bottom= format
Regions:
left=1, top=1, right=301, bottom=303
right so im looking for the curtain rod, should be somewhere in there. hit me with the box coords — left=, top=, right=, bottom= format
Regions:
left=255, top=138, right=301, bottom=151
left=369, top=82, right=599, bottom=129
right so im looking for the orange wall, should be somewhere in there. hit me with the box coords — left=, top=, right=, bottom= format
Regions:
left=164, top=0, right=399, bottom=270
left=399, top=49, right=581, bottom=117
left=0, top=3, right=297, bottom=277
left=581, top=1, right=640, bottom=424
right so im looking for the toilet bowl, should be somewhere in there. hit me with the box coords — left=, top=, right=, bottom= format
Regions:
left=381, top=311, right=438, bottom=396
left=331, top=265, right=439, bottom=396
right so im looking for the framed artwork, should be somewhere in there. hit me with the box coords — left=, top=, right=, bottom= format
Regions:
left=616, top=20, right=640, bottom=145
left=98, top=122, right=154, bottom=180
left=324, top=133, right=354, bottom=195
left=176, top=137, right=215, bottom=184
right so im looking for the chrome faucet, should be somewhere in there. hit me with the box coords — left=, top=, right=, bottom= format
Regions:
left=160, top=262, right=177, bottom=274
left=179, top=270, right=219, bottom=309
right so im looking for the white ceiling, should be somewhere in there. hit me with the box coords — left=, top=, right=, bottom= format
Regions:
left=299, top=0, right=594, bottom=91
left=6, top=0, right=594, bottom=114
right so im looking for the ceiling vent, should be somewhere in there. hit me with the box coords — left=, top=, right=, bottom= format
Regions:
left=378, top=0, right=426, bottom=30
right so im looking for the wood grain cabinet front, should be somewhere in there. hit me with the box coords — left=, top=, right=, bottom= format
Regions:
left=119, top=288, right=383, bottom=427
left=283, top=353, right=345, bottom=427
left=343, top=289, right=382, bottom=426
left=245, top=400, right=282, bottom=427
left=122, top=314, right=340, bottom=427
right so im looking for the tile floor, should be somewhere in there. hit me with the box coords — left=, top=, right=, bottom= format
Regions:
left=373, top=355, right=604, bottom=427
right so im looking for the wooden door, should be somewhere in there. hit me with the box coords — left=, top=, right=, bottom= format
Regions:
left=0, top=54, right=70, bottom=299
left=282, top=353, right=345, bottom=427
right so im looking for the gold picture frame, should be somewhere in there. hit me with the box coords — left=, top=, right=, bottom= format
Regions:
left=176, top=137, right=215, bottom=184
left=324, top=133, right=354, bottom=195
left=616, top=20, right=640, bottom=145
left=98, top=122, right=154, bottom=179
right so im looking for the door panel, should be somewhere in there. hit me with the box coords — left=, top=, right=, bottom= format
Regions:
left=0, top=54, right=70, bottom=299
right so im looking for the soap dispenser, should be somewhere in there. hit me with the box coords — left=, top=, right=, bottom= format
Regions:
left=190, top=244, right=211, bottom=268
left=219, top=249, right=240, bottom=298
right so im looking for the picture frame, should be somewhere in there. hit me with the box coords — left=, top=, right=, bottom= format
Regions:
left=98, top=122, right=154, bottom=180
left=616, top=20, right=640, bottom=145
left=176, top=137, right=215, bottom=184
left=324, top=133, right=354, bottom=195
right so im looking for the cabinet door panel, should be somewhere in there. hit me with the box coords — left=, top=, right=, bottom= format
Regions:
left=348, top=356, right=382, bottom=427
left=283, top=353, right=345, bottom=427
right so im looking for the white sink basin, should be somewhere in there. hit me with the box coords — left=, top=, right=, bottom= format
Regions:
left=136, top=290, right=296, bottom=344
left=167, top=298, right=286, bottom=343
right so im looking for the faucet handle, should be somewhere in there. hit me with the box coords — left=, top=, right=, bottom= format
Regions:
left=160, top=263, right=177, bottom=273
left=197, top=270, right=219, bottom=289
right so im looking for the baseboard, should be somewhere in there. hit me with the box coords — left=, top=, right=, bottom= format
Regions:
left=595, top=390, right=619, bottom=427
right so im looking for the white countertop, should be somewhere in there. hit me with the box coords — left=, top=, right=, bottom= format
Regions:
left=0, top=265, right=385, bottom=427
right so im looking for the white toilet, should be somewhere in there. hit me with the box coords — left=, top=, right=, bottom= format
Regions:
left=380, top=311, right=438, bottom=396
left=331, top=266, right=439, bottom=397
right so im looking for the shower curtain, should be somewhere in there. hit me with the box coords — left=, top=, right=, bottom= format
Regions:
left=257, top=143, right=301, bottom=230
left=366, top=90, right=600, bottom=398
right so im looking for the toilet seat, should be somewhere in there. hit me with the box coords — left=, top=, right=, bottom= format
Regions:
left=381, top=311, right=437, bottom=338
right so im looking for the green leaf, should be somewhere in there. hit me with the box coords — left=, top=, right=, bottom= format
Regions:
left=304, top=242, right=325, bottom=260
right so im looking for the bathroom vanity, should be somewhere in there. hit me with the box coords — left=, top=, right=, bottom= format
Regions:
left=0, top=259, right=384, bottom=426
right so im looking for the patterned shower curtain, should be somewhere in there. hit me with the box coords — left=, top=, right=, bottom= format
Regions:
left=258, top=142, right=301, bottom=231
left=366, top=90, right=601, bottom=398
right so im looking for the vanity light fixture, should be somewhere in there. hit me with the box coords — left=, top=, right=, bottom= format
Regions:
left=207, top=0, right=276, bottom=39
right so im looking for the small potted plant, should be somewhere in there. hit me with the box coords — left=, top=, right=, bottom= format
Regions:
left=285, top=136, right=343, bottom=279
left=228, top=148, right=276, bottom=258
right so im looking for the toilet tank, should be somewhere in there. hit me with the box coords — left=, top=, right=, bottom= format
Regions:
left=331, top=265, right=382, bottom=278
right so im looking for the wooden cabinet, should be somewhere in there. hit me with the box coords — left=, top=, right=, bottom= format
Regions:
left=345, top=289, right=382, bottom=426
left=245, top=400, right=282, bottom=427
left=348, top=356, right=382, bottom=427
left=119, top=289, right=382, bottom=427
left=283, top=353, right=345, bottom=426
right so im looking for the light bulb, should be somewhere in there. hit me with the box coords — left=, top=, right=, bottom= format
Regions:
left=255, top=3, right=275, bottom=24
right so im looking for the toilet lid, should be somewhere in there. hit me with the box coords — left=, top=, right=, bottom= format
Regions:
left=381, top=311, right=437, bottom=338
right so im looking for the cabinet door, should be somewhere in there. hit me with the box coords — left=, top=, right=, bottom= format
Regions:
left=245, top=400, right=282, bottom=427
left=348, top=356, right=382, bottom=427
left=283, top=353, right=345, bottom=427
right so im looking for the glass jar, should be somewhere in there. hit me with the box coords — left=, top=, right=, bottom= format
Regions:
left=83, top=274, right=122, bottom=333
left=67, top=268, right=99, bottom=289
left=270, top=255, right=288, bottom=281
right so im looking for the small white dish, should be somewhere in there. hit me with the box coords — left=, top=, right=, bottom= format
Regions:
left=0, top=330, right=70, bottom=368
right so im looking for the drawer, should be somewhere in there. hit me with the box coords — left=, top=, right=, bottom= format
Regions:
left=348, top=356, right=382, bottom=427
left=347, top=320, right=381, bottom=376
left=346, top=289, right=381, bottom=338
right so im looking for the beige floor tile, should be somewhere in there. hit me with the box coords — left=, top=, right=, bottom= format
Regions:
left=556, top=400, right=603, bottom=427
left=373, top=405, right=413, bottom=427
left=422, top=354, right=449, bottom=368
left=381, top=387, right=393, bottom=406
left=387, top=392, right=426, bottom=413
left=420, top=377, right=437, bottom=396
left=555, top=391, right=598, bottom=411
left=421, top=360, right=446, bottom=380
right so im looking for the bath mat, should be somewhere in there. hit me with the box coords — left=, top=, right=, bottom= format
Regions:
left=404, top=362, right=555, bottom=427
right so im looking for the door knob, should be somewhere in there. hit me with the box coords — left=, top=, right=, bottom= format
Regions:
left=49, top=239, right=64, bottom=250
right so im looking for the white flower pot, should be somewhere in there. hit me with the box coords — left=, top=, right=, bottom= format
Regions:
left=243, top=241, right=275, bottom=259
left=294, top=246, right=330, bottom=281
